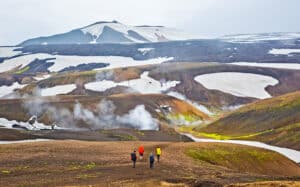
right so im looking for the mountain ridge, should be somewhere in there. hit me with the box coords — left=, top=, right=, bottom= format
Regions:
left=20, top=20, right=195, bottom=46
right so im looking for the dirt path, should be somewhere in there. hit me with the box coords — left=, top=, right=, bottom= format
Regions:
left=0, top=141, right=299, bottom=187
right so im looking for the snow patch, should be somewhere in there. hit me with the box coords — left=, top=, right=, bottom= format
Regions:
left=40, top=84, right=77, bottom=96
left=0, top=117, right=51, bottom=131
left=194, top=72, right=278, bottom=99
left=0, top=139, right=52, bottom=145
left=231, top=62, right=300, bottom=70
left=0, top=82, right=27, bottom=98
left=0, top=47, right=22, bottom=58
left=221, top=33, right=300, bottom=43
left=34, top=74, right=51, bottom=81
left=138, top=48, right=154, bottom=55
left=85, top=71, right=180, bottom=94
left=81, top=22, right=197, bottom=43
left=0, top=53, right=172, bottom=73
left=269, top=48, right=300, bottom=55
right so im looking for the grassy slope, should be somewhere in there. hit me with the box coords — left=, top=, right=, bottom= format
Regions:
left=0, top=141, right=299, bottom=187
left=196, top=91, right=300, bottom=150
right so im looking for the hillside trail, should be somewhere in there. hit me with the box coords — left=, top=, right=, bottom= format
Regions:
left=0, top=141, right=290, bottom=187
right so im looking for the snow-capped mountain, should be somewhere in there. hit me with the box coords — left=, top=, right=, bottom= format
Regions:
left=20, top=21, right=196, bottom=46
left=220, top=32, right=300, bottom=43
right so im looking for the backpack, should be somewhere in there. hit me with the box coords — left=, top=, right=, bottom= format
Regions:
left=131, top=152, right=137, bottom=161
left=150, top=155, right=155, bottom=162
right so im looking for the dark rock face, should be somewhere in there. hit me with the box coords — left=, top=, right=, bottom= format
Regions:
left=18, top=39, right=300, bottom=63
left=25, top=58, right=55, bottom=74
left=59, top=63, right=109, bottom=72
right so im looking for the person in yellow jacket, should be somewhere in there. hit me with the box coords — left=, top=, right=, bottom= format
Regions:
left=156, top=146, right=161, bottom=163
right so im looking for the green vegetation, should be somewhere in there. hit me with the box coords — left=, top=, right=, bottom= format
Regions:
left=85, top=162, right=96, bottom=170
left=68, top=162, right=97, bottom=171
left=99, top=130, right=138, bottom=140
left=15, top=66, right=29, bottom=74
left=186, top=145, right=276, bottom=172
left=179, top=125, right=273, bottom=140
left=113, top=134, right=138, bottom=141
left=1, top=170, right=11, bottom=174
left=193, top=91, right=300, bottom=150
left=166, top=113, right=202, bottom=125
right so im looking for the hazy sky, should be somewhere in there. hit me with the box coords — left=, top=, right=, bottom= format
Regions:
left=1, top=0, right=300, bottom=45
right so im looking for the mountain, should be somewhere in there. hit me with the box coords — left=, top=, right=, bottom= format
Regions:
left=221, top=32, right=300, bottom=43
left=20, top=21, right=196, bottom=46
left=196, top=91, right=300, bottom=150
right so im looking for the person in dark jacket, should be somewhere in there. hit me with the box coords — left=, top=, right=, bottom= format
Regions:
left=131, top=150, right=137, bottom=168
left=149, top=152, right=155, bottom=169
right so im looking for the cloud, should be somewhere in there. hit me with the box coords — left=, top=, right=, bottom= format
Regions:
left=0, top=0, right=300, bottom=45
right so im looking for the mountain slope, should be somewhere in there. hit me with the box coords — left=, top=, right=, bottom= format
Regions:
left=20, top=21, right=195, bottom=46
left=0, top=94, right=209, bottom=130
left=197, top=91, right=300, bottom=150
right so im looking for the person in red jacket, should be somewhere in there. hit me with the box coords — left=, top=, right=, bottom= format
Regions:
left=138, top=145, right=145, bottom=160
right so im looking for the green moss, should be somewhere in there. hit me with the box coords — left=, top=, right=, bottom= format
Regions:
left=179, top=125, right=274, bottom=140
left=15, top=66, right=30, bottom=74
left=186, top=146, right=273, bottom=166
left=85, top=162, right=96, bottom=170
left=167, top=113, right=201, bottom=125
left=1, top=170, right=11, bottom=174
left=114, top=134, right=138, bottom=141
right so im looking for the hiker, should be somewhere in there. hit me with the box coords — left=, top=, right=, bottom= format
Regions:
left=149, top=152, right=155, bottom=169
left=131, top=150, right=137, bottom=168
left=138, top=145, right=145, bottom=160
left=156, top=146, right=161, bottom=163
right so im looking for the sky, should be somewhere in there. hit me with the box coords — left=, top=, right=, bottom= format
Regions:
left=0, top=0, right=300, bottom=45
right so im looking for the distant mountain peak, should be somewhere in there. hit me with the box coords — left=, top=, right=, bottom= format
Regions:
left=20, top=21, right=196, bottom=46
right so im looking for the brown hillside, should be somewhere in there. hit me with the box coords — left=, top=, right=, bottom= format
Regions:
left=198, top=91, right=300, bottom=150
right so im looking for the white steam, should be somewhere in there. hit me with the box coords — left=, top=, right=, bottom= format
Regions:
left=167, top=91, right=213, bottom=115
left=22, top=97, right=158, bottom=130
left=73, top=99, right=158, bottom=130
left=117, top=105, right=158, bottom=130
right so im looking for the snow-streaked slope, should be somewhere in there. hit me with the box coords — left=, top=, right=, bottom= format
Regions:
left=40, top=84, right=77, bottom=96
left=221, top=32, right=300, bottom=43
left=194, top=72, right=278, bottom=99
left=0, top=117, right=51, bottom=131
left=0, top=53, right=51, bottom=73
left=183, top=133, right=300, bottom=163
left=81, top=21, right=196, bottom=43
left=167, top=91, right=212, bottom=115
left=0, top=53, right=172, bottom=73
left=269, top=48, right=300, bottom=55
left=0, top=82, right=27, bottom=98
left=21, top=21, right=198, bottom=45
left=0, top=47, right=22, bottom=58
left=85, top=71, right=180, bottom=94
left=231, top=62, right=300, bottom=70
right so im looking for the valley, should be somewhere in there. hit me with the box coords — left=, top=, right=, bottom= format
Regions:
left=1, top=20, right=300, bottom=186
